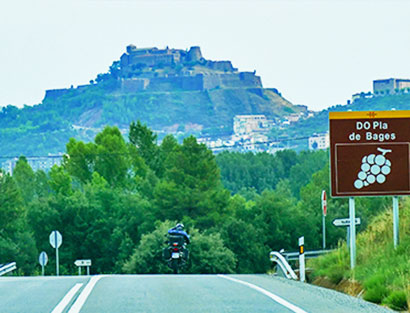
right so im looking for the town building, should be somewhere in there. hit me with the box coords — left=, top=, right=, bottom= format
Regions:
left=233, top=115, right=273, bottom=135
left=373, top=78, right=410, bottom=94
left=308, top=132, right=329, bottom=150
left=2, top=154, right=63, bottom=175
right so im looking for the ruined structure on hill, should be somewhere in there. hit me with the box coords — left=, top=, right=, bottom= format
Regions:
left=44, top=45, right=263, bottom=99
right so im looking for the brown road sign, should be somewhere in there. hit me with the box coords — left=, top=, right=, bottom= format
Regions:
left=329, top=110, right=410, bottom=197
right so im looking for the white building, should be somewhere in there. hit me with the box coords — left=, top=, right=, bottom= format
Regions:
left=233, top=115, right=273, bottom=135
left=2, top=154, right=64, bottom=175
left=308, top=133, right=329, bottom=150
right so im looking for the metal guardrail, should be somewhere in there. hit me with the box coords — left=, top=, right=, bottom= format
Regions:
left=0, top=262, right=17, bottom=276
left=282, top=249, right=334, bottom=261
left=269, top=252, right=298, bottom=280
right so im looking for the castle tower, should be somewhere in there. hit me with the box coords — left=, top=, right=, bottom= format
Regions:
left=126, top=44, right=137, bottom=54
left=187, top=46, right=202, bottom=62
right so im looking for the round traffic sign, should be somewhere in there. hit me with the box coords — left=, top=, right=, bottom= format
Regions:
left=39, top=251, right=48, bottom=266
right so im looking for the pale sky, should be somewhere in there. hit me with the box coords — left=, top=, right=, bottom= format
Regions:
left=1, top=0, right=410, bottom=111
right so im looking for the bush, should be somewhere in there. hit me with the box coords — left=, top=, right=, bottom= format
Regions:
left=123, top=221, right=237, bottom=274
left=187, top=229, right=236, bottom=274
left=382, top=290, right=408, bottom=311
left=363, top=274, right=389, bottom=304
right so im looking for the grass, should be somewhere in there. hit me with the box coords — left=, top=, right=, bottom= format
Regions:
left=309, top=197, right=410, bottom=311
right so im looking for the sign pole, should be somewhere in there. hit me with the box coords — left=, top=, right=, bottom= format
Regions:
left=321, top=190, right=327, bottom=250
left=346, top=226, right=350, bottom=249
left=393, top=196, right=399, bottom=248
left=54, top=231, right=59, bottom=276
left=349, top=197, right=356, bottom=269
left=322, top=214, right=326, bottom=250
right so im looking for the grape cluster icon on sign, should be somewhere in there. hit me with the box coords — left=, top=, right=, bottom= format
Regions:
left=354, top=147, right=392, bottom=190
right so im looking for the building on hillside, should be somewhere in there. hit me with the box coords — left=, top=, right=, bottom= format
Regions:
left=233, top=115, right=273, bottom=135
left=2, top=154, right=64, bottom=175
left=373, top=78, right=410, bottom=94
left=308, top=132, right=329, bottom=150
left=352, top=91, right=373, bottom=102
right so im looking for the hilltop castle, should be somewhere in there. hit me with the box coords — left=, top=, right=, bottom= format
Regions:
left=45, top=45, right=263, bottom=99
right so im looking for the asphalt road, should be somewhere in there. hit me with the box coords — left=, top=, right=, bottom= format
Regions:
left=0, top=274, right=394, bottom=313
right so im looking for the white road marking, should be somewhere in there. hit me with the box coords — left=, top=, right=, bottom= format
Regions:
left=218, top=275, right=308, bottom=313
left=51, top=283, right=83, bottom=313
left=68, top=275, right=104, bottom=313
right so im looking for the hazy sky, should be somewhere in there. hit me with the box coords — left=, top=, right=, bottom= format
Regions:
left=1, top=0, right=410, bottom=111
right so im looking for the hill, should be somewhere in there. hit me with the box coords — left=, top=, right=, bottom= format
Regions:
left=309, top=197, right=410, bottom=311
left=0, top=45, right=303, bottom=158
left=275, top=93, right=410, bottom=147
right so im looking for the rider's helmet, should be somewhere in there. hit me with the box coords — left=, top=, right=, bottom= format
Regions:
left=176, top=223, right=184, bottom=230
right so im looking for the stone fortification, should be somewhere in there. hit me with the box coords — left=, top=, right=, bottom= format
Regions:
left=44, top=45, right=263, bottom=100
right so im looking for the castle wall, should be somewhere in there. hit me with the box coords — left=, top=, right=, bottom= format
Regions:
left=205, top=61, right=235, bottom=72
left=239, top=72, right=262, bottom=87
left=121, top=79, right=149, bottom=92
left=202, top=75, right=221, bottom=89
left=181, top=75, right=204, bottom=91
left=44, top=88, right=71, bottom=100
left=128, top=54, right=176, bottom=67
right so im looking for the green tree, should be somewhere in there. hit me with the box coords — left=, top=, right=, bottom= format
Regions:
left=129, top=121, right=159, bottom=174
left=12, top=156, right=36, bottom=204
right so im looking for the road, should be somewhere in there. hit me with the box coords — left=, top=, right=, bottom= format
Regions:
left=0, top=274, right=394, bottom=313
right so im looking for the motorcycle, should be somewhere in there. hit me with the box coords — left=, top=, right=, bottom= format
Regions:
left=163, top=235, right=188, bottom=274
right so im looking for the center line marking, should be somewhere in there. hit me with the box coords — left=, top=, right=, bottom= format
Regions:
left=51, top=283, right=83, bottom=313
left=68, top=275, right=104, bottom=313
left=218, top=275, right=308, bottom=313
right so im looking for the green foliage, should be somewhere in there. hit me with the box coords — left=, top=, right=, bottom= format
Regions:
left=12, top=156, right=36, bottom=204
left=382, top=290, right=408, bottom=311
left=123, top=221, right=237, bottom=274
left=2, top=122, right=406, bottom=277
left=309, top=198, right=410, bottom=308
left=123, top=220, right=173, bottom=274
left=187, top=229, right=236, bottom=274
left=363, top=274, right=389, bottom=304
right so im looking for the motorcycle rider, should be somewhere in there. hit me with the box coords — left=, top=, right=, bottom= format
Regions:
left=167, top=223, right=190, bottom=244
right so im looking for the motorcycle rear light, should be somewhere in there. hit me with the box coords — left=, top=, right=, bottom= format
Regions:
left=172, top=243, right=178, bottom=246
left=173, top=248, right=179, bottom=252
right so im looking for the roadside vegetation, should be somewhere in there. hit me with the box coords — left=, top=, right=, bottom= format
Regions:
left=0, top=121, right=397, bottom=278
left=309, top=198, right=410, bottom=311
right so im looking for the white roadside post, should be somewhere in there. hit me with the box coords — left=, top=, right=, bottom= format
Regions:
left=298, top=236, right=305, bottom=282
left=349, top=198, right=356, bottom=269
left=321, top=190, right=327, bottom=250
left=49, top=230, right=62, bottom=276
left=393, top=196, right=399, bottom=248
left=39, top=251, right=48, bottom=276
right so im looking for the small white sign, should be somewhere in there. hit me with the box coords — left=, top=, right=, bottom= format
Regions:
left=75, top=259, right=92, bottom=267
left=332, top=218, right=361, bottom=227
left=49, top=230, right=62, bottom=249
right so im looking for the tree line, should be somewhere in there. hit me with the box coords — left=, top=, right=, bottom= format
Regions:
left=0, top=121, right=391, bottom=275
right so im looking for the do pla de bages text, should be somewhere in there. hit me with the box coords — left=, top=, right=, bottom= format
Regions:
left=348, top=121, right=396, bottom=142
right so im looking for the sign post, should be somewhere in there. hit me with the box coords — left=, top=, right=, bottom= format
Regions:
left=329, top=110, right=410, bottom=268
left=393, top=196, right=399, bottom=248
left=298, top=236, right=305, bottom=282
left=349, top=197, right=356, bottom=268
left=74, top=259, right=92, bottom=276
left=49, top=230, right=62, bottom=276
left=321, top=190, right=327, bottom=250
left=38, top=251, right=48, bottom=276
